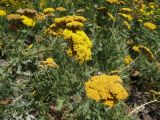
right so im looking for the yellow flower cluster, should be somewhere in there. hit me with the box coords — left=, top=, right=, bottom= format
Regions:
left=43, top=7, right=67, bottom=14
left=119, top=13, right=133, bottom=21
left=132, top=45, right=154, bottom=60
left=118, top=7, right=133, bottom=30
left=6, top=8, right=46, bottom=27
left=63, top=29, right=92, bottom=63
left=20, top=15, right=36, bottom=27
left=135, top=1, right=159, bottom=20
left=143, top=22, right=156, bottom=30
left=85, top=74, right=128, bottom=107
left=6, top=8, right=46, bottom=29
left=113, top=0, right=159, bottom=31
left=119, top=8, right=132, bottom=12
left=38, top=57, right=59, bottom=69
left=43, top=8, right=55, bottom=13
left=0, top=0, right=24, bottom=8
left=54, top=16, right=87, bottom=26
left=45, top=15, right=92, bottom=63
left=124, top=55, right=133, bottom=65
left=0, top=10, right=6, bottom=16
left=55, top=7, right=67, bottom=12
left=106, top=0, right=125, bottom=4
left=123, top=21, right=131, bottom=30
left=45, top=16, right=87, bottom=35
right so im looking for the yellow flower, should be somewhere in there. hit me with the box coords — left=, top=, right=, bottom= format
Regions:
left=43, top=8, right=55, bottom=13
left=85, top=74, right=128, bottom=107
left=54, top=16, right=87, bottom=25
left=35, top=12, right=46, bottom=21
left=63, top=29, right=92, bottom=63
left=28, top=44, right=33, bottom=49
left=119, top=13, right=133, bottom=21
left=106, top=0, right=119, bottom=4
left=119, top=8, right=132, bottom=12
left=73, top=16, right=87, bottom=23
left=6, top=14, right=21, bottom=21
left=65, top=30, right=92, bottom=63
left=0, top=10, right=6, bottom=16
left=132, top=46, right=141, bottom=53
left=62, top=29, right=73, bottom=40
left=73, top=44, right=92, bottom=63
left=138, top=45, right=154, bottom=60
left=144, top=22, right=156, bottom=30
left=132, top=45, right=154, bottom=60
left=20, top=15, right=36, bottom=27
left=107, top=12, right=115, bottom=22
left=106, top=0, right=125, bottom=4
left=55, top=7, right=67, bottom=12
left=124, top=55, right=133, bottom=65
left=45, top=15, right=92, bottom=63
left=39, top=57, right=59, bottom=69
left=66, top=21, right=84, bottom=29
left=123, top=21, right=131, bottom=30
left=45, top=58, right=55, bottom=64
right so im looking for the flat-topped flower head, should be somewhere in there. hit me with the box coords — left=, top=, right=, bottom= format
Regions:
left=144, top=22, right=156, bottom=30
left=85, top=74, right=128, bottom=107
left=43, top=8, right=55, bottom=13
left=20, top=15, right=36, bottom=27
left=44, top=15, right=92, bottom=64
left=55, top=7, right=67, bottom=12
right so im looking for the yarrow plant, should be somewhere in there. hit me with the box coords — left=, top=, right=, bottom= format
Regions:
left=0, top=0, right=160, bottom=119
left=85, top=74, right=128, bottom=107
left=45, top=15, right=92, bottom=63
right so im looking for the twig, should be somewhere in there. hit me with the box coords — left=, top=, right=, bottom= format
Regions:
left=127, top=99, right=158, bottom=117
